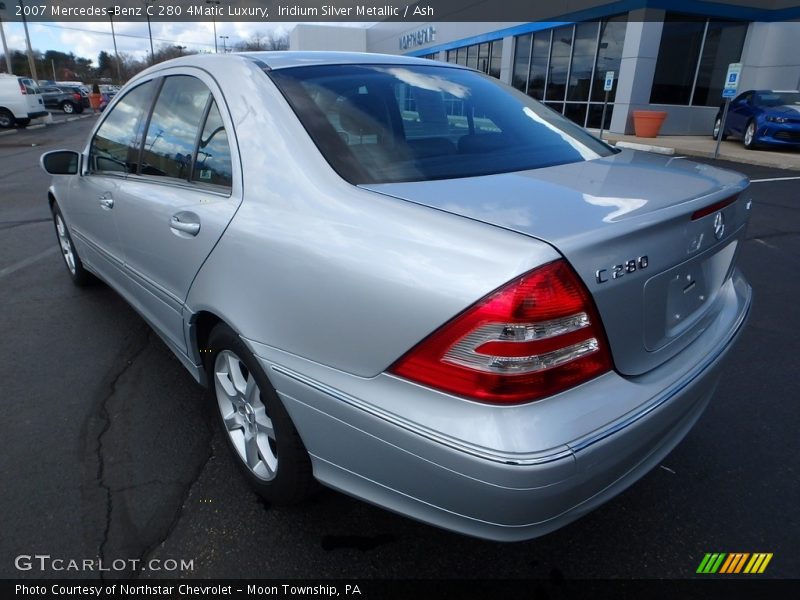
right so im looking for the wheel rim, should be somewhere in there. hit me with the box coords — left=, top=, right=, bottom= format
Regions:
left=55, top=214, right=76, bottom=275
left=745, top=123, right=754, bottom=145
left=63, top=103, right=74, bottom=114
left=0, top=113, right=11, bottom=128
left=214, top=350, right=278, bottom=481
left=713, top=119, right=721, bottom=138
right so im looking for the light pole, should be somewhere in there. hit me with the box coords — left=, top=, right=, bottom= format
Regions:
left=0, top=2, right=12, bottom=75
left=18, top=0, right=38, bottom=80
left=109, top=12, right=122, bottom=82
left=142, top=0, right=154, bottom=65
left=219, top=35, right=229, bottom=54
left=206, top=0, right=220, bottom=53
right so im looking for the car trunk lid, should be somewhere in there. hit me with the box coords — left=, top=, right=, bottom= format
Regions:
left=362, top=149, right=750, bottom=376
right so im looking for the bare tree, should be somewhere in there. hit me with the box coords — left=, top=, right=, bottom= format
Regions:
left=235, top=31, right=289, bottom=52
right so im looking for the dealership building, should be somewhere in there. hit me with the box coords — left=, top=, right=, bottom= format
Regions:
left=290, top=0, right=800, bottom=135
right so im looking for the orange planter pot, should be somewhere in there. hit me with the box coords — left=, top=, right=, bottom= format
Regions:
left=632, top=110, right=668, bottom=138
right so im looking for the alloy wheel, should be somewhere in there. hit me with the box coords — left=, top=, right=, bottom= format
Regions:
left=744, top=122, right=755, bottom=146
left=55, top=214, right=76, bottom=275
left=214, top=350, right=278, bottom=481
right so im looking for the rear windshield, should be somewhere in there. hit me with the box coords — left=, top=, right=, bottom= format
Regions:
left=269, top=64, right=616, bottom=185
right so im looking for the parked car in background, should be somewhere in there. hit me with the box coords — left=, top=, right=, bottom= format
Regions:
left=99, top=84, right=120, bottom=98
left=714, top=89, right=800, bottom=149
left=0, top=74, right=47, bottom=128
left=58, top=85, right=91, bottom=111
left=40, top=86, right=85, bottom=114
left=40, top=52, right=752, bottom=541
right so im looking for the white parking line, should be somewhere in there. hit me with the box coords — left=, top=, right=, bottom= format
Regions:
left=750, top=176, right=800, bottom=183
left=0, top=246, right=59, bottom=280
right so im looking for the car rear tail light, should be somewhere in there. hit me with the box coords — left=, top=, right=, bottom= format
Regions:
left=73, top=93, right=82, bottom=101
left=18, top=81, right=26, bottom=95
left=691, top=194, right=738, bottom=220
left=390, top=260, right=613, bottom=404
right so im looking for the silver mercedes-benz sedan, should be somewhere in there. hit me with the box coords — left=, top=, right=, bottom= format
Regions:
left=40, top=52, right=752, bottom=541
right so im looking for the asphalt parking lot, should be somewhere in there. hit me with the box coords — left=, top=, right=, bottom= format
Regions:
left=1, top=118, right=798, bottom=581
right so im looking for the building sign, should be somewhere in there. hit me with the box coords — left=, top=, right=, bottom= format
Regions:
left=399, top=26, right=436, bottom=50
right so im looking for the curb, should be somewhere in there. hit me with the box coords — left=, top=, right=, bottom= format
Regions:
left=615, top=141, right=675, bottom=155
left=659, top=145, right=800, bottom=171
left=0, top=128, right=18, bottom=137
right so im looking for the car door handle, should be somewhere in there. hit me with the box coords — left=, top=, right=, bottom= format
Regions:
left=170, top=215, right=201, bottom=236
left=98, top=194, right=114, bottom=209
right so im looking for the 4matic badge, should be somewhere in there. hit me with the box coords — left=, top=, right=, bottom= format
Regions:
left=595, top=256, right=649, bottom=284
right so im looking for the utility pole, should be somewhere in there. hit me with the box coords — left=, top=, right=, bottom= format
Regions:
left=18, top=0, right=38, bottom=80
left=206, top=0, right=220, bottom=53
left=109, top=12, right=122, bottom=82
left=143, top=0, right=154, bottom=65
left=219, top=35, right=229, bottom=53
left=0, top=2, right=12, bottom=75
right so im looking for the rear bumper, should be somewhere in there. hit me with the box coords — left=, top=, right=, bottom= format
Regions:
left=27, top=111, right=48, bottom=119
left=252, top=271, right=751, bottom=541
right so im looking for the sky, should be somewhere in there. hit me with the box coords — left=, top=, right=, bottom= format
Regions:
left=0, top=20, right=370, bottom=64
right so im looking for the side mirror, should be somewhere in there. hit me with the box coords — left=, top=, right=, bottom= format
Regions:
left=40, top=150, right=80, bottom=175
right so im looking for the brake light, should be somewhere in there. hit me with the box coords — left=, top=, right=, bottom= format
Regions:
left=18, top=81, right=26, bottom=95
left=691, top=194, right=737, bottom=220
left=72, top=93, right=82, bottom=101
left=390, top=260, right=613, bottom=404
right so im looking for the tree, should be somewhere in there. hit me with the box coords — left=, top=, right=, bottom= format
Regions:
left=235, top=31, right=289, bottom=52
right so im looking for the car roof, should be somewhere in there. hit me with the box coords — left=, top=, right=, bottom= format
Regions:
left=234, top=51, right=465, bottom=71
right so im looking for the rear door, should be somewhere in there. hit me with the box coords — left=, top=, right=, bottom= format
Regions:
left=111, top=72, right=241, bottom=353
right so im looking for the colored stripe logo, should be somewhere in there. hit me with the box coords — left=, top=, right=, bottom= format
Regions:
left=697, top=552, right=773, bottom=574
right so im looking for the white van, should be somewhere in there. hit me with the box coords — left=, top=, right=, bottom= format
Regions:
left=0, top=75, right=47, bottom=128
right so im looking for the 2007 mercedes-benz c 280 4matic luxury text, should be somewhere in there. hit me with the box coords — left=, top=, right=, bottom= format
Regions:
left=40, top=52, right=752, bottom=541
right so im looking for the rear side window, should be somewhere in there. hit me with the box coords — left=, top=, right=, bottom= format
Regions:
left=141, top=76, right=211, bottom=180
left=139, top=75, right=233, bottom=191
left=90, top=81, right=157, bottom=174
left=191, top=100, right=233, bottom=189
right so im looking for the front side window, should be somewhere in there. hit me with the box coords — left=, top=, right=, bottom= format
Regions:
left=90, top=80, right=157, bottom=174
left=270, top=64, right=614, bottom=185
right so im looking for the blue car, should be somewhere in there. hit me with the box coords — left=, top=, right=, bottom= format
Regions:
left=713, top=89, right=800, bottom=150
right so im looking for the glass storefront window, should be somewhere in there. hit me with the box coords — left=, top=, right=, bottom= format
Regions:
left=546, top=25, right=574, bottom=101
left=512, top=33, right=533, bottom=92
left=691, top=20, right=748, bottom=106
left=591, top=15, right=627, bottom=102
left=529, top=31, right=550, bottom=100
left=650, top=14, right=708, bottom=104
left=489, top=42, right=502, bottom=79
left=513, top=17, right=627, bottom=126
left=567, top=23, right=599, bottom=101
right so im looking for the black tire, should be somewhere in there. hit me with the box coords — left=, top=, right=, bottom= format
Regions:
left=712, top=115, right=727, bottom=141
left=52, top=203, right=92, bottom=286
left=15, top=118, right=31, bottom=127
left=205, top=323, right=318, bottom=505
left=60, top=101, right=76, bottom=114
left=0, top=108, right=14, bottom=129
left=743, top=120, right=758, bottom=150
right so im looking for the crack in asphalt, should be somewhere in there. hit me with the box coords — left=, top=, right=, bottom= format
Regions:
left=0, top=218, right=51, bottom=230
left=94, top=326, right=152, bottom=580
left=135, top=423, right=216, bottom=579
